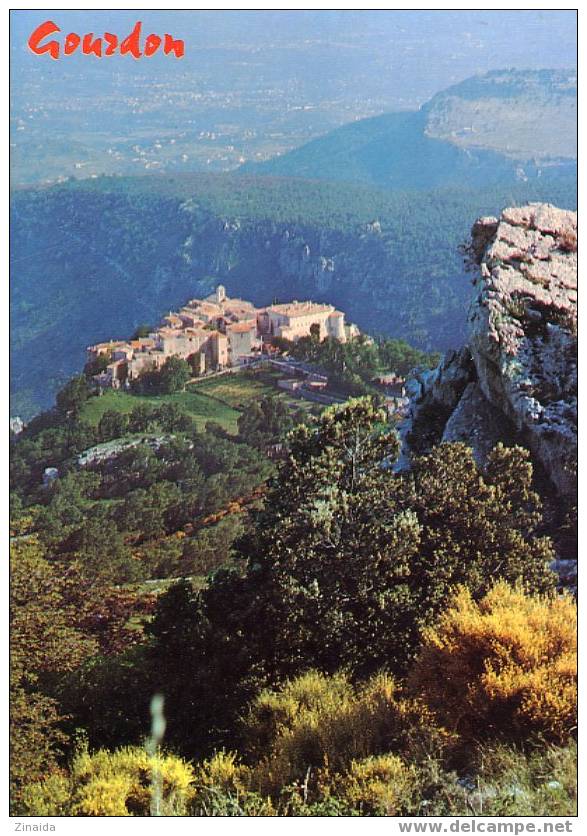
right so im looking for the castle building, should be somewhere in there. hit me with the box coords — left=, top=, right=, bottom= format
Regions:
left=258, top=301, right=346, bottom=342
left=225, top=320, right=261, bottom=364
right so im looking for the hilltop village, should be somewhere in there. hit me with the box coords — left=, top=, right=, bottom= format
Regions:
left=87, top=285, right=358, bottom=390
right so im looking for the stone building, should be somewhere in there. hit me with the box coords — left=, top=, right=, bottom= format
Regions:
left=87, top=286, right=350, bottom=389
left=258, top=300, right=346, bottom=342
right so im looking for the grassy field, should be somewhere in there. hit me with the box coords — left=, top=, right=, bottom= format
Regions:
left=192, top=370, right=320, bottom=417
left=192, top=373, right=278, bottom=408
left=80, top=389, right=241, bottom=434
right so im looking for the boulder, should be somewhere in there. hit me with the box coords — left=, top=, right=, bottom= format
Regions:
left=442, top=382, right=517, bottom=463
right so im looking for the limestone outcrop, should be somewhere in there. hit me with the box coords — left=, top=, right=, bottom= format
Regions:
left=405, top=203, right=577, bottom=499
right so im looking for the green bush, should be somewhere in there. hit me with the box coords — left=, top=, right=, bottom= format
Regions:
left=410, top=742, right=577, bottom=817
left=333, top=754, right=414, bottom=815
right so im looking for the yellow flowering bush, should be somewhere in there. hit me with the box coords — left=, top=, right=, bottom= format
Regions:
left=194, top=750, right=248, bottom=794
left=191, top=751, right=274, bottom=816
left=409, top=581, right=577, bottom=744
left=21, top=746, right=195, bottom=816
left=244, top=669, right=437, bottom=799
left=20, top=772, right=71, bottom=816
left=334, top=754, right=414, bottom=815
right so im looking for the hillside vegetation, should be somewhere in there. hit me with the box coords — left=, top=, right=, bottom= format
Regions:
left=11, top=391, right=576, bottom=815
left=79, top=389, right=241, bottom=435
left=10, top=173, right=576, bottom=417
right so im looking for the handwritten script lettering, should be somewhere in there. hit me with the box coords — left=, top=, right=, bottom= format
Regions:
left=28, top=20, right=185, bottom=59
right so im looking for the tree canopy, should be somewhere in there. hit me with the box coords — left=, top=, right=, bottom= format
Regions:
left=145, top=398, right=556, bottom=757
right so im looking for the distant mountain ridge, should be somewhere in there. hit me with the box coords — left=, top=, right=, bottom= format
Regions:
left=423, top=69, right=577, bottom=159
left=242, top=69, right=576, bottom=188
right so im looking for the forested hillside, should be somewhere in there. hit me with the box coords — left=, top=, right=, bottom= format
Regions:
left=10, top=195, right=577, bottom=815
left=9, top=9, right=578, bottom=819
left=10, top=173, right=576, bottom=417
left=11, top=393, right=577, bottom=815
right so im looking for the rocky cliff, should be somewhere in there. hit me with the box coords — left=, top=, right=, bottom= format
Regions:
left=405, top=203, right=577, bottom=500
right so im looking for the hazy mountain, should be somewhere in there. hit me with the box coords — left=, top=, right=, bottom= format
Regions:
left=242, top=70, right=576, bottom=188
left=10, top=11, right=576, bottom=185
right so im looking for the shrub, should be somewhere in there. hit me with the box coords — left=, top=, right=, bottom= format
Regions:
left=189, top=751, right=279, bottom=817
left=21, top=745, right=195, bottom=816
left=464, top=741, right=578, bottom=816
left=282, top=795, right=360, bottom=816
left=333, top=754, right=414, bottom=815
left=409, top=582, right=577, bottom=745
left=194, top=751, right=248, bottom=795
left=244, top=671, right=356, bottom=796
left=403, top=741, right=577, bottom=817
left=556, top=227, right=577, bottom=253
left=20, top=772, right=72, bottom=816
left=191, top=789, right=275, bottom=817
left=403, top=758, right=470, bottom=816
left=244, top=670, right=441, bottom=799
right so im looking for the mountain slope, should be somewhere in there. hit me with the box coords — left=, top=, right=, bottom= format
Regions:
left=10, top=173, right=576, bottom=418
left=242, top=70, right=576, bottom=188
left=423, top=69, right=577, bottom=159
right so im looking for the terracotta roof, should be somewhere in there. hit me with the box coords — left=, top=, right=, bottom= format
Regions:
left=195, top=301, right=221, bottom=312
left=184, top=327, right=209, bottom=337
left=224, top=301, right=256, bottom=312
left=157, top=328, right=186, bottom=337
left=88, top=340, right=126, bottom=351
left=227, top=321, right=257, bottom=333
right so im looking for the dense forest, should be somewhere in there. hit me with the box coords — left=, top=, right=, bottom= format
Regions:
left=278, top=331, right=439, bottom=397
left=10, top=373, right=577, bottom=814
left=10, top=172, right=576, bottom=417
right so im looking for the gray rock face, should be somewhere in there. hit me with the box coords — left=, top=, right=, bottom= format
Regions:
left=411, top=347, right=475, bottom=411
left=405, top=203, right=577, bottom=498
left=468, top=203, right=577, bottom=497
left=442, top=382, right=517, bottom=463
left=401, top=347, right=476, bottom=459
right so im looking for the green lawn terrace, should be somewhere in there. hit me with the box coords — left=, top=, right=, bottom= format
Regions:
left=80, top=389, right=241, bottom=435
left=193, top=370, right=281, bottom=408
left=79, top=367, right=320, bottom=436
left=193, top=367, right=320, bottom=412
